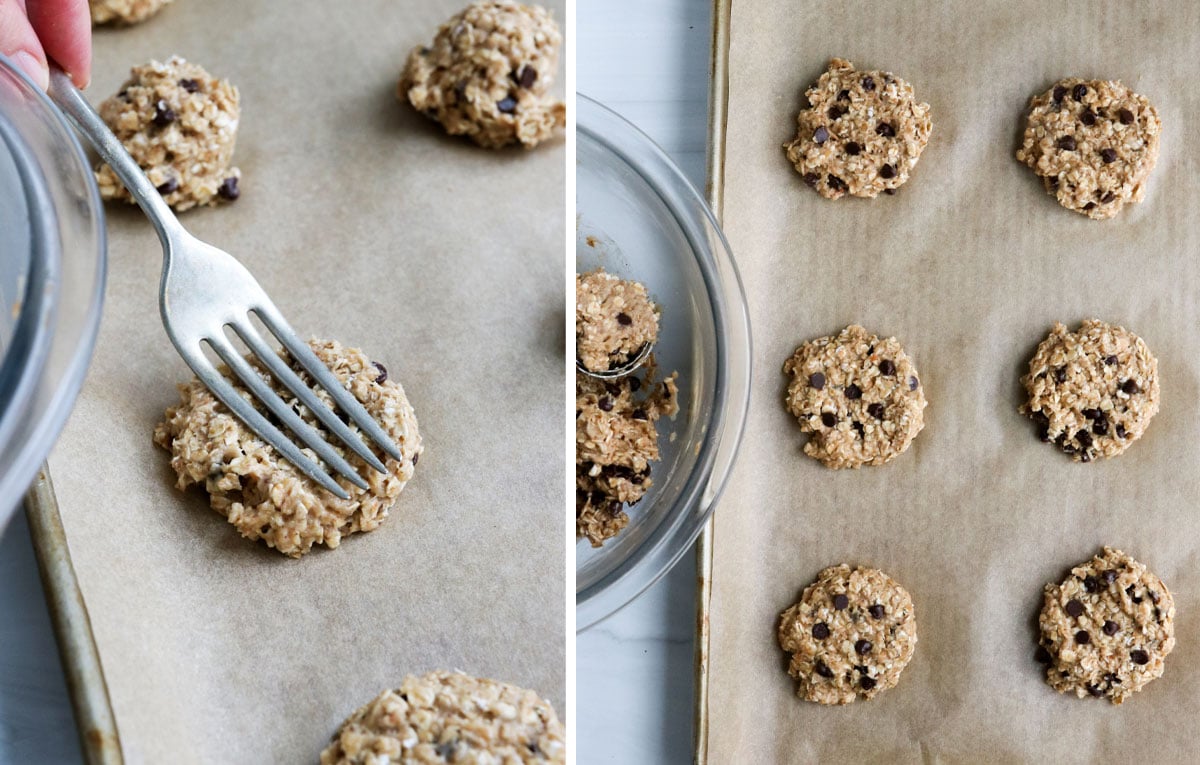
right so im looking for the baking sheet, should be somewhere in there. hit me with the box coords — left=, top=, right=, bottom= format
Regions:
left=706, top=1, right=1200, bottom=761
left=45, top=1, right=565, bottom=761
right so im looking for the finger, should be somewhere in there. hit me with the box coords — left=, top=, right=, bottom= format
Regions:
left=26, top=0, right=90, bottom=86
left=0, top=0, right=49, bottom=90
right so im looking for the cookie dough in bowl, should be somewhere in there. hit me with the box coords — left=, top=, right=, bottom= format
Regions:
left=95, top=56, right=241, bottom=211
left=399, top=1, right=566, bottom=149
left=153, top=339, right=422, bottom=557
left=321, top=671, right=565, bottom=764
left=575, top=268, right=659, bottom=374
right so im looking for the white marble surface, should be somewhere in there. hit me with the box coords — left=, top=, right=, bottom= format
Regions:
left=577, top=1, right=712, bottom=763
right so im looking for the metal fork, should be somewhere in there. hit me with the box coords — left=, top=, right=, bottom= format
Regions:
left=46, top=67, right=402, bottom=500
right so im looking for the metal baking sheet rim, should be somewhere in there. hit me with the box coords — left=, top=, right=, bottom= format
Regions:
left=694, top=0, right=731, bottom=762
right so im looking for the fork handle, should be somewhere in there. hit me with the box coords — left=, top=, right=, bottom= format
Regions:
left=46, top=65, right=186, bottom=248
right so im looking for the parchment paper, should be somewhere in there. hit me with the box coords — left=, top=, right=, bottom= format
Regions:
left=708, top=2, right=1200, bottom=761
left=47, top=1, right=564, bottom=761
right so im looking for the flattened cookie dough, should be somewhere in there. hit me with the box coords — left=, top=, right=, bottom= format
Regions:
left=779, top=564, right=917, bottom=705
left=1038, top=547, right=1175, bottom=703
left=1020, top=320, right=1159, bottom=462
left=1016, top=78, right=1161, bottom=220
left=96, top=56, right=241, bottom=211
left=89, top=0, right=173, bottom=25
left=153, top=340, right=422, bottom=557
left=575, top=269, right=659, bottom=374
left=782, top=325, right=926, bottom=469
left=784, top=58, right=932, bottom=199
left=399, top=1, right=566, bottom=149
left=321, top=671, right=565, bottom=764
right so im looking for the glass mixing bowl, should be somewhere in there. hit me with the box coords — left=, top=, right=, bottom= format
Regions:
left=576, top=95, right=751, bottom=630
left=0, top=55, right=106, bottom=524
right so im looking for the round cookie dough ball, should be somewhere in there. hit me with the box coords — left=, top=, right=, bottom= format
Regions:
left=778, top=564, right=918, bottom=705
left=784, top=58, right=932, bottom=199
left=1016, top=78, right=1161, bottom=220
left=782, top=325, right=926, bottom=469
left=398, top=1, right=566, bottom=149
left=575, top=269, right=659, bottom=374
left=153, top=339, right=422, bottom=557
left=1038, top=547, right=1175, bottom=703
left=89, top=0, right=173, bottom=25
left=321, top=671, right=565, bottom=764
left=1020, top=319, right=1159, bottom=462
left=96, top=56, right=241, bottom=212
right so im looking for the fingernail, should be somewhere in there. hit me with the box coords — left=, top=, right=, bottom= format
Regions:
left=11, top=51, right=49, bottom=91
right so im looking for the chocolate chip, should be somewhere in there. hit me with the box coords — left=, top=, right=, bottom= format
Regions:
left=1130, top=649, right=1150, bottom=665
left=821, top=412, right=837, bottom=428
left=860, top=676, right=876, bottom=690
left=879, top=163, right=895, bottom=179
left=868, top=604, right=885, bottom=619
left=1101, top=148, right=1118, bottom=163
left=812, top=622, right=830, bottom=639
left=875, top=122, right=895, bottom=137
left=497, top=96, right=517, bottom=113
left=1103, top=620, right=1119, bottom=636
left=815, top=661, right=834, bottom=678
left=1086, top=684, right=1104, bottom=698
left=828, top=105, right=845, bottom=121
left=809, top=372, right=826, bottom=389
left=1075, top=429, right=1093, bottom=449
left=1083, top=202, right=1096, bottom=211
left=607, top=500, right=623, bottom=517
left=1072, top=83, right=1087, bottom=101
left=879, top=359, right=896, bottom=376
left=1032, top=410, right=1051, bottom=441
left=1075, top=630, right=1090, bottom=645
left=1120, top=379, right=1139, bottom=395
left=1115, top=423, right=1127, bottom=439
left=1118, top=108, right=1134, bottom=124
left=156, top=177, right=179, bottom=195
left=1106, top=672, right=1121, bottom=685
left=1052, top=85, right=1067, bottom=103
left=837, top=89, right=850, bottom=101
left=852, top=421, right=864, bottom=437
left=1100, top=191, right=1115, bottom=204
left=1105, top=355, right=1118, bottom=365
left=631, top=408, right=648, bottom=421
left=854, top=664, right=868, bottom=674
left=218, top=177, right=240, bottom=200
left=518, top=65, right=538, bottom=88
left=1057, top=135, right=1077, bottom=151
left=861, top=76, right=875, bottom=91
left=883, top=188, right=896, bottom=195
left=1084, top=576, right=1101, bottom=593
left=1065, top=599, right=1084, bottom=617
left=1092, top=417, right=1108, bottom=436
left=855, top=639, right=872, bottom=655
left=598, top=396, right=614, bottom=412
left=1081, top=108, right=1097, bottom=126
left=1126, top=585, right=1142, bottom=604
left=827, top=175, right=846, bottom=192
left=845, top=383, right=862, bottom=400
left=373, top=361, right=388, bottom=384
left=152, top=100, right=176, bottom=127
left=1054, top=367, right=1067, bottom=383
left=616, top=312, right=632, bottom=326
left=844, top=141, right=862, bottom=156
left=1103, top=569, right=1117, bottom=585
left=813, top=126, right=829, bottom=144
left=179, top=78, right=200, bottom=93
left=908, top=376, right=919, bottom=391
left=1035, top=645, right=1053, bottom=664
left=802, top=172, right=820, bottom=187
left=867, top=403, right=885, bottom=420
left=833, top=594, right=849, bottom=610
left=1082, top=408, right=1102, bottom=421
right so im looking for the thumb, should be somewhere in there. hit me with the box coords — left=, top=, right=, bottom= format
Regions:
left=0, top=0, right=50, bottom=90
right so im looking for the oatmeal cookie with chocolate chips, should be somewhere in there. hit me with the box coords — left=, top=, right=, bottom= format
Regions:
left=1020, top=320, right=1159, bottom=462
left=1038, top=547, right=1175, bottom=704
left=399, top=1, right=565, bottom=149
left=576, top=269, right=659, bottom=374
left=96, top=56, right=241, bottom=211
left=154, top=339, right=422, bottom=557
left=778, top=564, right=917, bottom=705
left=784, top=58, right=932, bottom=199
left=576, top=361, right=678, bottom=547
left=782, top=325, right=926, bottom=469
left=1016, top=78, right=1161, bottom=220
left=89, top=0, right=173, bottom=25
left=321, top=671, right=565, bottom=764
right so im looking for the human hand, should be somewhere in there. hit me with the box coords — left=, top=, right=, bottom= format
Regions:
left=0, top=0, right=91, bottom=90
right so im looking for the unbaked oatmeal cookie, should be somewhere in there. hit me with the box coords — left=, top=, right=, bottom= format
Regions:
left=784, top=58, right=932, bottom=199
left=783, top=325, right=926, bottom=469
left=322, top=671, right=564, bottom=764
left=96, top=56, right=241, bottom=211
left=89, top=0, right=173, bottom=25
left=575, top=269, right=658, bottom=374
left=1038, top=547, right=1175, bottom=703
left=1016, top=78, right=1161, bottom=219
left=1020, top=320, right=1159, bottom=462
left=399, top=1, right=565, bottom=149
left=778, top=564, right=918, bottom=705
left=154, top=339, right=422, bottom=557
